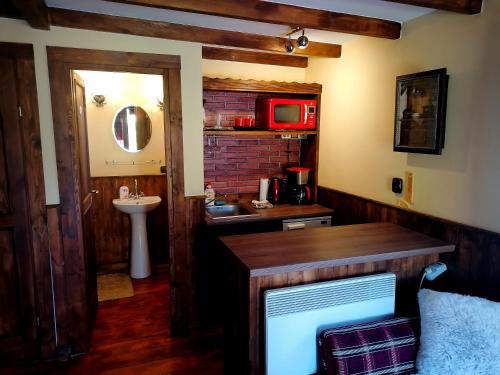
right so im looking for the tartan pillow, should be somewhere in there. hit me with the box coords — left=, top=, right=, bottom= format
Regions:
left=318, top=317, right=419, bottom=375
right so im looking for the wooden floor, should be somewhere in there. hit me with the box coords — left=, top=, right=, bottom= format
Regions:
left=8, top=266, right=224, bottom=374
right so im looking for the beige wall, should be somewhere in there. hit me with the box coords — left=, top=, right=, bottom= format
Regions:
left=306, top=0, right=500, bottom=232
left=76, top=71, right=165, bottom=177
left=0, top=18, right=204, bottom=202
left=203, top=59, right=306, bottom=82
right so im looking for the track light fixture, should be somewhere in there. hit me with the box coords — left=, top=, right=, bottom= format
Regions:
left=283, top=27, right=309, bottom=53
left=285, top=35, right=295, bottom=53
left=297, top=29, right=309, bottom=49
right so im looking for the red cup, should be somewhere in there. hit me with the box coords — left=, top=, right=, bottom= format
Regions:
left=234, top=117, right=244, bottom=127
left=244, top=117, right=251, bottom=127
left=248, top=118, right=255, bottom=127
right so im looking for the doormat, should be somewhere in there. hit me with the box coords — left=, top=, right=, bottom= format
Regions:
left=97, top=273, right=134, bottom=302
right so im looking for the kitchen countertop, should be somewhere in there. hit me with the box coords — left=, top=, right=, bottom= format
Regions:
left=204, top=203, right=334, bottom=226
left=220, top=222, right=455, bottom=276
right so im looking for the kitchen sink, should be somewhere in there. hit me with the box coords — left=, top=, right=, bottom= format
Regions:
left=206, top=204, right=258, bottom=220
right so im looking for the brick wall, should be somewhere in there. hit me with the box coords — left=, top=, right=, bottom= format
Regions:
left=204, top=135, right=301, bottom=194
left=203, top=90, right=261, bottom=128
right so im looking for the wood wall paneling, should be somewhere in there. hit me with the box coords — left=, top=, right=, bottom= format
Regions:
left=90, top=176, right=170, bottom=271
left=317, top=186, right=500, bottom=302
left=224, top=253, right=437, bottom=374
left=0, top=43, right=50, bottom=361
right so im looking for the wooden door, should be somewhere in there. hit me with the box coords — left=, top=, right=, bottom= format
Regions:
left=0, top=58, right=38, bottom=359
left=71, top=72, right=97, bottom=327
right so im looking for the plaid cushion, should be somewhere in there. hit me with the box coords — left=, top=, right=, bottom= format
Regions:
left=318, top=317, right=419, bottom=375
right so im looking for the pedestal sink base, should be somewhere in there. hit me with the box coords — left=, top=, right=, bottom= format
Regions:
left=130, top=213, right=151, bottom=279
left=112, top=196, right=161, bottom=280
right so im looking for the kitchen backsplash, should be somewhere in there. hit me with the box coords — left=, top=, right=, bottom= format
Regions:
left=203, top=90, right=261, bottom=128
left=204, top=135, right=301, bottom=194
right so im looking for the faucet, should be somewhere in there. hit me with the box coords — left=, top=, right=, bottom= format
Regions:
left=205, top=193, right=227, bottom=206
left=130, top=178, right=144, bottom=199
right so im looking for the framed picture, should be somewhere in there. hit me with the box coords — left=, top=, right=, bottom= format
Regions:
left=394, top=68, right=448, bottom=154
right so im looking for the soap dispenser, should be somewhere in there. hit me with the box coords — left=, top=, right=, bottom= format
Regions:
left=119, top=184, right=129, bottom=199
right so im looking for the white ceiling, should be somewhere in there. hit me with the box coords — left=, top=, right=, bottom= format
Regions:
left=47, top=0, right=434, bottom=45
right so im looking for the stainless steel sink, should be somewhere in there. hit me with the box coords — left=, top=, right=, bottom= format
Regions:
left=205, top=204, right=258, bottom=220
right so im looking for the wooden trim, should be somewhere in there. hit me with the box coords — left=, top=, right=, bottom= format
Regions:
left=203, top=77, right=322, bottom=94
left=202, top=47, right=309, bottom=68
left=109, top=0, right=401, bottom=39
left=7, top=0, right=49, bottom=29
left=46, top=46, right=180, bottom=68
left=47, top=47, right=188, bottom=350
left=0, top=42, right=34, bottom=59
left=382, top=0, right=482, bottom=14
left=48, top=8, right=341, bottom=58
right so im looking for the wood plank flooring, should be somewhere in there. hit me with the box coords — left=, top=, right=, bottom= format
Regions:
left=5, top=266, right=224, bottom=374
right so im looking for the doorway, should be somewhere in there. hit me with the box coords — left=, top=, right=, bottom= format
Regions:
left=47, top=47, right=188, bottom=354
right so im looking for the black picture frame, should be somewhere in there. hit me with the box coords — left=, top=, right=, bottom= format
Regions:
left=393, top=68, right=449, bottom=154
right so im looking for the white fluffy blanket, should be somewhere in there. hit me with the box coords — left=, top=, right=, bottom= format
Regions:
left=417, top=289, right=500, bottom=375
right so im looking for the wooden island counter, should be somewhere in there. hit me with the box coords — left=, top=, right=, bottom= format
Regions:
left=219, top=222, right=455, bottom=375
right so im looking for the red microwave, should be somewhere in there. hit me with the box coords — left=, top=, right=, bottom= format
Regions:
left=255, top=98, right=317, bottom=130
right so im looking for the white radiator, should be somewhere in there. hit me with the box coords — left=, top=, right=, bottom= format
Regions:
left=264, top=273, right=396, bottom=375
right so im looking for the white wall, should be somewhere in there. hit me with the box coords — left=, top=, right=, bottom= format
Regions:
left=76, top=71, right=165, bottom=177
left=306, top=0, right=500, bottom=232
left=0, top=18, right=204, bottom=202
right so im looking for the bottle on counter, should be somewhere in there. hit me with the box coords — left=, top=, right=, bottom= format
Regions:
left=205, top=184, right=215, bottom=206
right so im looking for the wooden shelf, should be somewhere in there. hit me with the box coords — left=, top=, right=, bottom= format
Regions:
left=203, top=77, right=322, bottom=94
left=203, top=130, right=318, bottom=136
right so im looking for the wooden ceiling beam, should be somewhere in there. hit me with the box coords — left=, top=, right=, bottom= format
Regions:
left=108, top=0, right=401, bottom=39
left=202, top=46, right=308, bottom=68
left=382, top=0, right=482, bottom=14
left=7, top=0, right=49, bottom=29
left=48, top=8, right=341, bottom=58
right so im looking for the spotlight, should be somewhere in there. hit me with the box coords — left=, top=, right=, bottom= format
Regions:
left=297, top=29, right=309, bottom=49
left=285, top=35, right=295, bottom=53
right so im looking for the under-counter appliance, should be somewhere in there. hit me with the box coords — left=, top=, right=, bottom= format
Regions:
left=255, top=98, right=317, bottom=130
left=282, top=216, right=331, bottom=231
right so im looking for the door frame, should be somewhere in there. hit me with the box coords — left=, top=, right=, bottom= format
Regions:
left=46, top=47, right=187, bottom=353
left=0, top=42, right=52, bottom=359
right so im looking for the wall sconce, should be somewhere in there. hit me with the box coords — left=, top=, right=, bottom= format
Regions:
left=284, top=27, right=309, bottom=53
left=92, top=94, right=106, bottom=107
left=157, top=98, right=164, bottom=111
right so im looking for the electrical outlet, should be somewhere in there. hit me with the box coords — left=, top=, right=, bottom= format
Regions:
left=405, top=171, right=414, bottom=204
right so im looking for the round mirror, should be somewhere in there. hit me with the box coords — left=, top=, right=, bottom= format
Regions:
left=112, top=105, right=152, bottom=153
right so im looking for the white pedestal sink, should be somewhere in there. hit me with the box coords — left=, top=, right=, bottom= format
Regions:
left=112, top=196, right=161, bottom=279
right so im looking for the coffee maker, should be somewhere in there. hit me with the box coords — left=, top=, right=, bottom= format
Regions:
left=287, top=167, right=311, bottom=205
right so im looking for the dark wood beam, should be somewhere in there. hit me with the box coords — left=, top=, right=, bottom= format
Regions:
left=108, top=0, right=401, bottom=39
left=202, top=46, right=308, bottom=68
left=48, top=8, right=341, bottom=58
left=382, top=0, right=482, bottom=14
left=7, top=0, right=49, bottom=29
left=0, top=0, right=22, bottom=19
